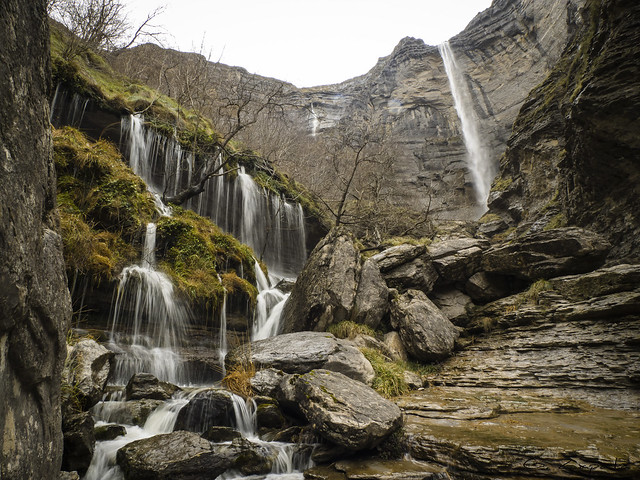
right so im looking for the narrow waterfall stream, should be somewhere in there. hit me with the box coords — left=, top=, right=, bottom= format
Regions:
left=83, top=114, right=312, bottom=479
left=439, top=41, right=495, bottom=206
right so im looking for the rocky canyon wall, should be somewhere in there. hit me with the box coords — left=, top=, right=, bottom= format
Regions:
left=485, top=0, right=640, bottom=261
left=293, top=0, right=585, bottom=219
left=0, top=1, right=72, bottom=478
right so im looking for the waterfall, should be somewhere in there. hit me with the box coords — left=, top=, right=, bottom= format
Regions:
left=50, top=84, right=90, bottom=128
left=252, top=261, right=289, bottom=341
left=309, top=103, right=320, bottom=137
left=120, top=115, right=307, bottom=278
left=439, top=41, right=494, bottom=206
left=107, top=223, right=192, bottom=385
left=218, top=293, right=228, bottom=375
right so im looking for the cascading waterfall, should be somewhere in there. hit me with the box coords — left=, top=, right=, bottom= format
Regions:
left=439, top=40, right=495, bottom=206
left=121, top=114, right=308, bottom=278
left=50, top=84, right=90, bottom=128
left=309, top=103, right=320, bottom=137
left=252, top=261, right=289, bottom=341
left=107, top=222, right=192, bottom=385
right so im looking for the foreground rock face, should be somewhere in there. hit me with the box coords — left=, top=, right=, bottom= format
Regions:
left=226, top=331, right=374, bottom=385
left=294, top=370, right=403, bottom=451
left=391, top=290, right=459, bottom=362
left=0, top=2, right=73, bottom=478
left=280, top=229, right=360, bottom=333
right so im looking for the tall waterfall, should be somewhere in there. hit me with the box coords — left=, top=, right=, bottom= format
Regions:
left=439, top=41, right=494, bottom=206
left=120, top=114, right=307, bottom=278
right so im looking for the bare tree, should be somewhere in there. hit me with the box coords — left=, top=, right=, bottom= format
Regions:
left=49, top=0, right=164, bottom=59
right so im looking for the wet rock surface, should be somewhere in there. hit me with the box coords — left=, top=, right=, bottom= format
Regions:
left=173, top=389, right=234, bottom=432
left=63, top=339, right=114, bottom=409
left=227, top=331, right=375, bottom=384
left=125, top=373, right=180, bottom=401
left=294, top=370, right=403, bottom=451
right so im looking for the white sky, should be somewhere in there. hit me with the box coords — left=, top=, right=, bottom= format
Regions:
left=127, top=0, right=493, bottom=87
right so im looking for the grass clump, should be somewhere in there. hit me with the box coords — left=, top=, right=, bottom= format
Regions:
left=360, top=348, right=410, bottom=398
left=222, top=361, right=256, bottom=398
left=328, top=321, right=378, bottom=340
left=525, top=279, right=554, bottom=304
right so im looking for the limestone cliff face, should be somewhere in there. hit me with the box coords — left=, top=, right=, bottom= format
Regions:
left=293, top=0, right=585, bottom=219
left=0, top=1, right=72, bottom=478
left=485, top=0, right=640, bottom=261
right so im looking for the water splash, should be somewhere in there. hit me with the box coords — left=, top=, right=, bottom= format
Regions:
left=252, top=261, right=289, bottom=341
left=439, top=41, right=495, bottom=206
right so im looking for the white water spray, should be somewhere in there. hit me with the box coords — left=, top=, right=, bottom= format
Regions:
left=439, top=41, right=494, bottom=206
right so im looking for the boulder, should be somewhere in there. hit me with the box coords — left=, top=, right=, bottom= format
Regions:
left=429, top=288, right=473, bottom=326
left=351, top=334, right=395, bottom=360
left=61, top=411, right=95, bottom=475
left=481, top=227, right=611, bottom=280
left=58, top=472, right=80, bottom=480
left=94, top=424, right=126, bottom=441
left=125, top=373, right=180, bottom=401
left=391, top=290, right=459, bottom=362
left=382, top=257, right=439, bottom=294
left=255, top=397, right=286, bottom=430
left=173, top=389, right=234, bottom=432
left=226, top=331, right=374, bottom=385
left=63, top=338, right=114, bottom=409
left=383, top=331, right=409, bottom=362
left=280, top=228, right=361, bottom=333
left=250, top=368, right=289, bottom=399
left=294, top=370, right=403, bottom=451
left=465, top=272, right=511, bottom=303
left=201, top=426, right=242, bottom=443
left=371, top=245, right=426, bottom=272
left=428, top=238, right=489, bottom=284
left=91, top=399, right=164, bottom=427
left=353, top=258, right=389, bottom=329
left=116, top=431, right=235, bottom=479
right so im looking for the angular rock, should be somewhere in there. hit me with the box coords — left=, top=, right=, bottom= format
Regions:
left=294, top=370, right=403, bottom=451
left=125, top=372, right=180, bottom=401
left=59, top=472, right=80, bottom=480
left=428, top=238, right=489, bottom=284
left=383, top=257, right=439, bottom=294
left=173, top=389, right=234, bottom=432
left=227, top=332, right=374, bottom=385
left=63, top=338, right=114, bottom=409
left=94, top=424, right=126, bottom=441
left=353, top=258, right=389, bottom=329
left=481, top=227, right=611, bottom=280
left=351, top=334, right=395, bottom=360
left=250, top=368, right=289, bottom=398
left=280, top=228, right=360, bottom=333
left=255, top=397, right=285, bottom=430
left=549, top=264, right=640, bottom=301
left=391, top=290, right=459, bottom=362
left=201, top=426, right=242, bottom=443
left=383, top=331, right=409, bottom=362
left=371, top=244, right=426, bottom=272
left=465, top=272, right=511, bottom=303
left=554, top=290, right=640, bottom=321
left=116, top=431, right=234, bottom=479
left=92, top=399, right=164, bottom=427
left=61, top=411, right=95, bottom=475
left=429, top=288, right=473, bottom=326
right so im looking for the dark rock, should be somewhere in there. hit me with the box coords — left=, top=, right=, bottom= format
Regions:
left=383, top=257, right=439, bottom=294
left=255, top=398, right=285, bottom=430
left=391, top=290, right=459, bottom=362
left=125, top=373, right=180, bottom=401
left=549, top=264, right=640, bottom=301
left=227, top=331, right=374, bottom=384
left=481, top=227, right=611, bottom=280
left=116, top=430, right=235, bottom=479
left=61, top=411, right=95, bottom=474
left=63, top=339, right=114, bottom=409
left=430, top=288, right=473, bottom=326
left=201, top=426, right=242, bottom=443
left=91, top=399, right=164, bottom=427
left=94, top=424, right=126, bottom=441
left=294, top=370, right=403, bottom=451
left=311, top=444, right=351, bottom=465
left=174, top=389, right=235, bottom=433
left=465, top=271, right=511, bottom=303
left=280, top=228, right=360, bottom=333
left=0, top=1, right=73, bottom=476
left=229, top=437, right=275, bottom=476
left=371, top=245, right=426, bottom=272
left=353, top=258, right=389, bottom=329
left=274, top=278, right=295, bottom=293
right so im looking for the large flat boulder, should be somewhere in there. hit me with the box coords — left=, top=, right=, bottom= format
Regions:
left=391, top=290, right=459, bottom=362
left=549, top=264, right=640, bottom=301
left=294, top=370, right=403, bottom=451
left=125, top=373, right=180, bottom=401
left=371, top=244, right=426, bottom=272
left=481, top=227, right=610, bottom=280
left=226, top=332, right=374, bottom=385
left=428, top=238, right=489, bottom=285
left=382, top=257, right=439, bottom=294
left=280, top=228, right=361, bottom=333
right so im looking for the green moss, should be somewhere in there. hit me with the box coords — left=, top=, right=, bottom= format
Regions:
left=478, top=213, right=503, bottom=225
left=543, top=213, right=568, bottom=231
left=525, top=279, right=554, bottom=304
left=492, top=176, right=513, bottom=191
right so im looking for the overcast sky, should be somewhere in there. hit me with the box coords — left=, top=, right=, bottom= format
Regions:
left=127, top=0, right=493, bottom=87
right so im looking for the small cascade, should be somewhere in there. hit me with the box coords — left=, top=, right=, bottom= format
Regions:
left=252, top=261, right=289, bottom=341
left=107, top=223, right=192, bottom=385
left=230, top=393, right=258, bottom=438
left=218, top=293, right=228, bottom=375
left=309, top=103, right=320, bottom=136
left=50, top=84, right=90, bottom=128
left=120, top=115, right=308, bottom=277
left=439, top=41, right=495, bottom=206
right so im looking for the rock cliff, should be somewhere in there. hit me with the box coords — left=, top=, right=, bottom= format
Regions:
left=484, top=0, right=640, bottom=262
left=0, top=1, right=72, bottom=478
